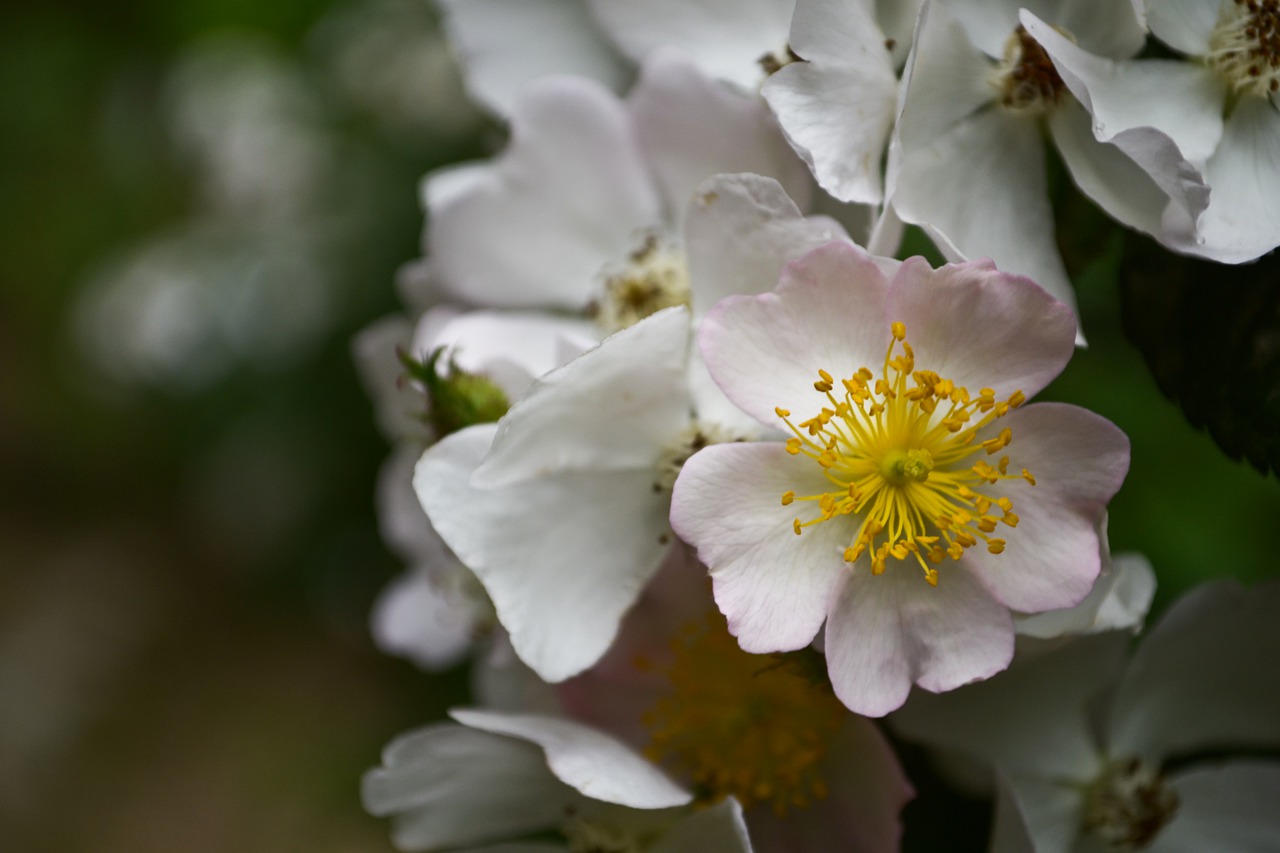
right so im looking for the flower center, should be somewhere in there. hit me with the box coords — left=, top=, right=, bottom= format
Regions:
left=992, top=25, right=1068, bottom=113
left=777, top=323, right=1033, bottom=586
left=595, top=233, right=691, bottom=334
left=640, top=612, right=846, bottom=816
left=1082, top=757, right=1180, bottom=850
left=1207, top=0, right=1280, bottom=97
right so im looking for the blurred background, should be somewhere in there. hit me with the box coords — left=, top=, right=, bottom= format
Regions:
left=0, top=0, right=1274, bottom=850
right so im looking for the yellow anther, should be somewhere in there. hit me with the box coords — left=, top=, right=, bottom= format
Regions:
left=793, top=519, right=803, bottom=535
left=781, top=491, right=795, bottom=506
left=1002, top=512, right=1020, bottom=527
left=786, top=438, right=802, bottom=455
left=996, top=497, right=1014, bottom=512
left=775, top=407, right=791, bottom=418
left=1021, top=468, right=1036, bottom=485
left=891, top=321, right=906, bottom=340
left=977, top=516, right=998, bottom=533
left=924, top=568, right=939, bottom=586
left=1009, top=391, right=1026, bottom=407
left=987, top=539, right=1006, bottom=554
left=818, top=369, right=834, bottom=384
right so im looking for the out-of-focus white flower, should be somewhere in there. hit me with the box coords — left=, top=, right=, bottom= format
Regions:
left=436, top=0, right=631, bottom=118
left=1024, top=1, right=1280, bottom=263
left=671, top=241, right=1130, bottom=716
left=364, top=709, right=753, bottom=852
left=559, top=547, right=914, bottom=853
left=424, top=51, right=812, bottom=316
left=892, top=580, right=1280, bottom=852
left=886, top=0, right=1149, bottom=326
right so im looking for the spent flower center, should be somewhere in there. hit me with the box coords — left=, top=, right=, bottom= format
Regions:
left=777, top=322, right=1033, bottom=586
left=595, top=233, right=691, bottom=333
left=1208, top=0, right=1280, bottom=97
left=1082, top=756, right=1180, bottom=850
left=640, top=612, right=846, bottom=816
left=992, top=25, right=1068, bottom=113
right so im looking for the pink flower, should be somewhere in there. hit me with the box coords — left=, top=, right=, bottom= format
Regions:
left=671, top=241, right=1129, bottom=716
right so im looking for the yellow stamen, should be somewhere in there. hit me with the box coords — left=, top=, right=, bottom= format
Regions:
left=777, top=324, right=1034, bottom=585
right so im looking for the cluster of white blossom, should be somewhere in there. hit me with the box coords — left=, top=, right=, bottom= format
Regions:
left=355, top=1, right=1280, bottom=850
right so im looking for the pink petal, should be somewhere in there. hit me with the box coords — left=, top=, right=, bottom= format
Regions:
left=825, top=563, right=1015, bottom=717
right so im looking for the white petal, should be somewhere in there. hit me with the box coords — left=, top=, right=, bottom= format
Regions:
left=891, top=0, right=995, bottom=151
left=697, top=241, right=892, bottom=428
left=587, top=0, right=794, bottom=90
left=957, top=402, right=1129, bottom=614
left=362, top=723, right=571, bottom=850
left=451, top=709, right=692, bottom=809
left=763, top=0, right=898, bottom=204
left=629, top=51, right=812, bottom=225
left=887, top=255, right=1077, bottom=401
left=472, top=629, right=563, bottom=715
left=1018, top=530, right=1156, bottom=641
left=1108, top=580, right=1280, bottom=761
left=1144, top=0, right=1218, bottom=56
left=371, top=567, right=483, bottom=671
left=1161, top=97, right=1280, bottom=263
left=376, top=443, right=445, bottom=563
left=439, top=0, right=629, bottom=117
left=1150, top=762, right=1280, bottom=853
left=1048, top=98, right=1188, bottom=238
left=683, top=172, right=849, bottom=317
left=649, top=798, right=753, bottom=853
left=670, top=442, right=846, bottom=653
left=418, top=425, right=673, bottom=682
left=946, top=0, right=1144, bottom=60
left=473, top=307, right=691, bottom=487
left=999, top=772, right=1085, bottom=853
left=1023, top=14, right=1224, bottom=165
left=891, top=103, right=1077, bottom=321
left=353, top=314, right=420, bottom=442
left=988, top=772, right=1037, bottom=853
left=429, top=77, right=662, bottom=309
left=890, top=631, right=1123, bottom=779
left=418, top=309, right=601, bottom=402
left=825, top=562, right=1015, bottom=717
left=876, top=0, right=925, bottom=68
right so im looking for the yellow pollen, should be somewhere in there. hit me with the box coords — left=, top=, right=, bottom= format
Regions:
left=777, top=324, right=1034, bottom=585
left=642, top=612, right=846, bottom=816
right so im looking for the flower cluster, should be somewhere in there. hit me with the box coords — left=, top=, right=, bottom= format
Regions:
left=353, top=2, right=1280, bottom=851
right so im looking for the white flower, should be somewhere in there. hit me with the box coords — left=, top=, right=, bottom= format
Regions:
left=671, top=241, right=1130, bottom=716
left=1025, top=0, right=1280, bottom=262
left=356, top=305, right=592, bottom=672
left=886, top=0, right=1148, bottom=325
left=891, top=580, right=1280, bottom=852
left=415, top=308, right=697, bottom=683
left=364, top=709, right=753, bottom=852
